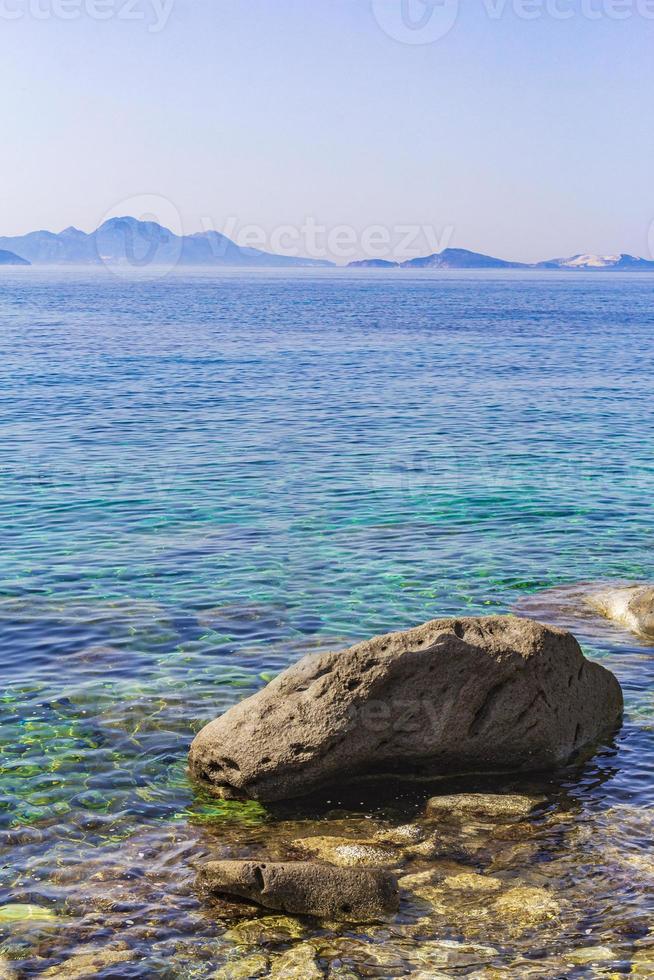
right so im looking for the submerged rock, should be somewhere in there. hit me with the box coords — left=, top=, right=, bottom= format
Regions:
left=269, top=943, right=323, bottom=979
left=0, top=957, right=17, bottom=980
left=189, top=616, right=622, bottom=802
left=40, top=945, right=136, bottom=978
left=223, top=915, right=307, bottom=946
left=212, top=952, right=269, bottom=979
left=564, top=945, right=616, bottom=966
left=0, top=904, right=59, bottom=924
left=585, top=584, right=654, bottom=639
left=492, top=886, right=560, bottom=934
left=373, top=824, right=425, bottom=846
left=424, top=793, right=540, bottom=822
left=291, top=835, right=401, bottom=868
left=199, top=860, right=399, bottom=922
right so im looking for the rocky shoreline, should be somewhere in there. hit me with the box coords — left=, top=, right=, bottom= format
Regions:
left=189, top=614, right=623, bottom=940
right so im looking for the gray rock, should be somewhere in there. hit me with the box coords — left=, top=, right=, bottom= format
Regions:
left=189, top=616, right=623, bottom=802
left=585, top=584, right=654, bottom=639
left=198, top=860, right=399, bottom=922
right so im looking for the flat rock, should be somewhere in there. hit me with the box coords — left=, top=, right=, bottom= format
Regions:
left=424, top=793, right=540, bottom=822
left=585, top=584, right=654, bottom=639
left=291, top=836, right=401, bottom=868
left=199, top=860, right=399, bottom=922
left=0, top=904, right=59, bottom=924
left=189, top=616, right=622, bottom=801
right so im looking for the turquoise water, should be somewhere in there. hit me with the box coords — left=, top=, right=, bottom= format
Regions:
left=1, top=269, right=653, bottom=976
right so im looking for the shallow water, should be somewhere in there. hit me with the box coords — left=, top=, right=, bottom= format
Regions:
left=0, top=269, right=653, bottom=977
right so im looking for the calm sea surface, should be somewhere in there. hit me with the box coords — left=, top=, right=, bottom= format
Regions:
left=0, top=269, right=653, bottom=976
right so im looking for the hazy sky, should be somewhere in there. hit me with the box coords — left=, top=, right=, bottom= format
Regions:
left=2, top=0, right=653, bottom=261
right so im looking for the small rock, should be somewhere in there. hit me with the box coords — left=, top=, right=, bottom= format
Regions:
left=40, top=946, right=135, bottom=979
left=318, top=938, right=406, bottom=974
left=441, top=872, right=503, bottom=894
left=212, top=952, right=269, bottom=979
left=374, top=824, right=425, bottom=846
left=0, top=957, right=17, bottom=980
left=631, top=942, right=654, bottom=975
left=586, top=583, right=654, bottom=639
left=492, top=886, right=560, bottom=933
left=269, top=943, right=323, bottom=979
left=200, top=860, right=399, bottom=922
left=407, top=938, right=500, bottom=973
left=425, top=793, right=539, bottom=822
left=224, top=915, right=307, bottom=946
left=564, top=946, right=616, bottom=966
left=292, top=836, right=401, bottom=868
left=0, top=904, right=59, bottom=924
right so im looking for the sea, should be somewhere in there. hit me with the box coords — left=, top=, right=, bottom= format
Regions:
left=0, top=268, right=653, bottom=976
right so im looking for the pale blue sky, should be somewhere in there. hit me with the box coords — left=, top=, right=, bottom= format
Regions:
left=1, top=0, right=653, bottom=261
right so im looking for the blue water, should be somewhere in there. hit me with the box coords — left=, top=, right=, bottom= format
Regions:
left=1, top=269, right=653, bottom=976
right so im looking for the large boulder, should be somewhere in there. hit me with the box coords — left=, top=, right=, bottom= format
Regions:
left=197, top=860, right=399, bottom=922
left=189, top=616, right=622, bottom=802
left=585, top=584, right=654, bottom=639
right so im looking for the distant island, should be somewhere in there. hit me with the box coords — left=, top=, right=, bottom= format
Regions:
left=1, top=221, right=653, bottom=271
left=349, top=247, right=654, bottom=271
left=0, top=248, right=30, bottom=266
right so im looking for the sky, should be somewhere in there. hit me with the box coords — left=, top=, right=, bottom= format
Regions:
left=1, top=0, right=653, bottom=262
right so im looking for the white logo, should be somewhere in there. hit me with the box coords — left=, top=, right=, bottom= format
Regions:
left=96, top=194, right=183, bottom=278
left=371, top=0, right=460, bottom=44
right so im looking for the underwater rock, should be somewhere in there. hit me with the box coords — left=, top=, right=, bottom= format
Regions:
left=0, top=904, right=59, bottom=924
left=373, top=824, right=425, bottom=846
left=189, top=616, right=622, bottom=802
left=0, top=957, right=17, bottom=980
left=564, top=945, right=616, bottom=966
left=585, top=584, right=654, bottom=639
left=212, top=952, right=270, bottom=979
left=40, top=945, right=136, bottom=978
left=291, top=835, right=401, bottom=868
left=491, top=886, right=560, bottom=934
left=424, top=793, right=540, bottom=823
left=269, top=943, right=323, bottom=979
left=199, top=860, right=399, bottom=922
left=223, top=914, right=307, bottom=946
left=631, top=941, right=654, bottom=975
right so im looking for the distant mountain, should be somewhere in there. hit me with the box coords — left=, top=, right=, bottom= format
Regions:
left=0, top=217, right=332, bottom=268
left=536, top=253, right=654, bottom=271
left=0, top=248, right=30, bottom=266
left=401, top=248, right=527, bottom=270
